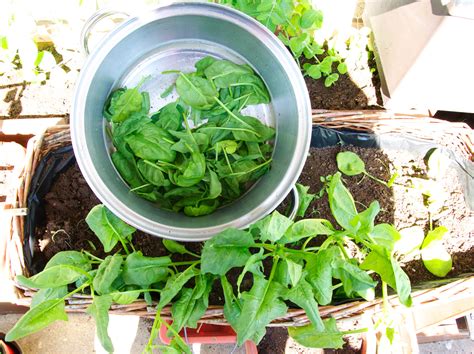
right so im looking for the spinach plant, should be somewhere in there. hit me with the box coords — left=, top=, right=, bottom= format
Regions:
left=8, top=173, right=415, bottom=352
left=216, top=0, right=347, bottom=86
left=104, top=56, right=275, bottom=216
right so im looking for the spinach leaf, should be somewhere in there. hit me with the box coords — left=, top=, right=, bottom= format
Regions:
left=44, top=251, right=91, bottom=272
left=5, top=299, right=68, bottom=341
left=288, top=318, right=345, bottom=349
left=328, top=172, right=358, bottom=232
left=125, top=124, right=176, bottom=163
left=105, top=85, right=149, bottom=123
left=249, top=211, right=293, bottom=243
left=287, top=276, right=324, bottom=331
left=234, top=275, right=288, bottom=345
left=86, top=205, right=135, bottom=253
left=122, top=251, right=171, bottom=287
left=174, top=152, right=206, bottom=187
left=31, top=286, right=68, bottom=308
left=204, top=59, right=253, bottom=88
left=111, top=151, right=146, bottom=189
left=281, top=219, right=334, bottom=244
left=137, top=159, right=167, bottom=187
left=332, top=259, right=377, bottom=300
left=195, top=56, right=217, bottom=75
left=157, top=265, right=199, bottom=310
left=17, top=265, right=86, bottom=289
left=295, top=183, right=316, bottom=218
left=93, top=254, right=123, bottom=295
left=87, top=295, right=114, bottom=353
left=154, top=101, right=183, bottom=131
left=306, top=247, right=339, bottom=305
left=201, top=228, right=254, bottom=275
left=176, top=73, right=218, bottom=110
left=421, top=226, right=452, bottom=278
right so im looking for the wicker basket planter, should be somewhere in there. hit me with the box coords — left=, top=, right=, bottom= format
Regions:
left=7, top=112, right=474, bottom=330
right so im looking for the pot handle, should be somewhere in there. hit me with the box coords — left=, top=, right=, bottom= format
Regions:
left=80, top=9, right=129, bottom=56
left=288, top=185, right=300, bottom=221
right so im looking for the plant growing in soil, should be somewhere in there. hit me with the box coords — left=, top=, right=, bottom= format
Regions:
left=105, top=56, right=275, bottom=216
left=7, top=169, right=416, bottom=352
left=216, top=0, right=347, bottom=87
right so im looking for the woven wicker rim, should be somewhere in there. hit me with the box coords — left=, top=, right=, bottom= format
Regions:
left=7, top=111, right=474, bottom=326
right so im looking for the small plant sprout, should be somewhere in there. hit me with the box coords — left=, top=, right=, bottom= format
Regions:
left=336, top=151, right=393, bottom=187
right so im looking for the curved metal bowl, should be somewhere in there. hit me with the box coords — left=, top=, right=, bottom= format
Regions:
left=71, top=3, right=311, bottom=241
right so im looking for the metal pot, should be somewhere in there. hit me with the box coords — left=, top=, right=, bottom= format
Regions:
left=71, top=3, right=311, bottom=241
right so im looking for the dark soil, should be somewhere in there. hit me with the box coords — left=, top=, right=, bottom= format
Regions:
left=304, top=52, right=383, bottom=110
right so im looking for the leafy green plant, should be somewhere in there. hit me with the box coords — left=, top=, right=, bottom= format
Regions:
left=216, top=0, right=347, bottom=86
left=7, top=168, right=414, bottom=352
left=337, top=151, right=395, bottom=187
left=105, top=56, right=275, bottom=216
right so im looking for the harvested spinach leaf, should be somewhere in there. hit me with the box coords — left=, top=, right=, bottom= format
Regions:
left=105, top=56, right=274, bottom=216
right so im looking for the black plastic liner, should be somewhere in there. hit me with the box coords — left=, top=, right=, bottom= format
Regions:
left=24, top=127, right=473, bottom=274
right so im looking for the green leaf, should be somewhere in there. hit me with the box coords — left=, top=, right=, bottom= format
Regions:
left=332, top=259, right=377, bottom=300
left=87, top=295, right=114, bottom=353
left=337, top=151, right=365, bottom=176
left=221, top=275, right=242, bottom=329
left=300, top=9, right=323, bottom=29
left=125, top=123, right=176, bottom=163
left=391, top=257, right=412, bottom=306
left=17, top=265, right=86, bottom=289
left=226, top=114, right=275, bottom=143
left=305, top=64, right=322, bottom=79
left=111, top=289, right=141, bottom=305
left=360, top=250, right=396, bottom=289
left=174, top=152, right=206, bottom=188
left=234, top=276, right=288, bottom=345
left=352, top=201, right=380, bottom=237
left=176, top=73, right=218, bottom=110
left=328, top=172, right=358, bottom=232
left=421, top=226, right=452, bottom=277
left=288, top=318, right=345, bottom=349
left=171, top=275, right=214, bottom=332
left=137, top=160, right=166, bottom=187
left=289, top=33, right=309, bottom=56
left=201, top=228, right=254, bottom=275
left=204, top=59, right=253, bottom=88
left=250, top=211, right=293, bottom=243
left=286, top=259, right=303, bottom=287
left=306, top=247, right=339, bottom=305
left=31, top=286, right=68, bottom=308
left=122, top=251, right=171, bottom=287
left=111, top=151, right=146, bottom=189
left=45, top=251, right=91, bottom=272
left=324, top=73, right=339, bottom=87
left=107, top=86, right=146, bottom=123
left=6, top=299, right=67, bottom=341
left=287, top=277, right=324, bottom=331
left=319, top=56, right=333, bottom=75
left=162, top=239, right=189, bottom=255
left=237, top=248, right=265, bottom=293
left=154, top=101, right=183, bottom=130
left=93, top=255, right=123, bottom=295
left=281, top=219, right=334, bottom=244
left=337, top=62, right=348, bottom=75
left=157, top=265, right=198, bottom=310
left=295, top=183, right=316, bottom=217
left=369, top=224, right=401, bottom=253
left=86, top=205, right=136, bottom=253
left=195, top=56, right=217, bottom=75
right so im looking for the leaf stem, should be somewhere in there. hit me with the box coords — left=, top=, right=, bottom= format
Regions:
left=130, top=183, right=152, bottom=192
left=224, top=158, right=272, bottom=177
left=83, top=250, right=103, bottom=262
left=213, top=97, right=260, bottom=136
left=302, top=237, right=314, bottom=251
left=364, top=172, right=389, bottom=187
left=341, top=327, right=368, bottom=335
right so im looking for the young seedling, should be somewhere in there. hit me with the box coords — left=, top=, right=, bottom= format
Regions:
left=336, top=151, right=394, bottom=187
